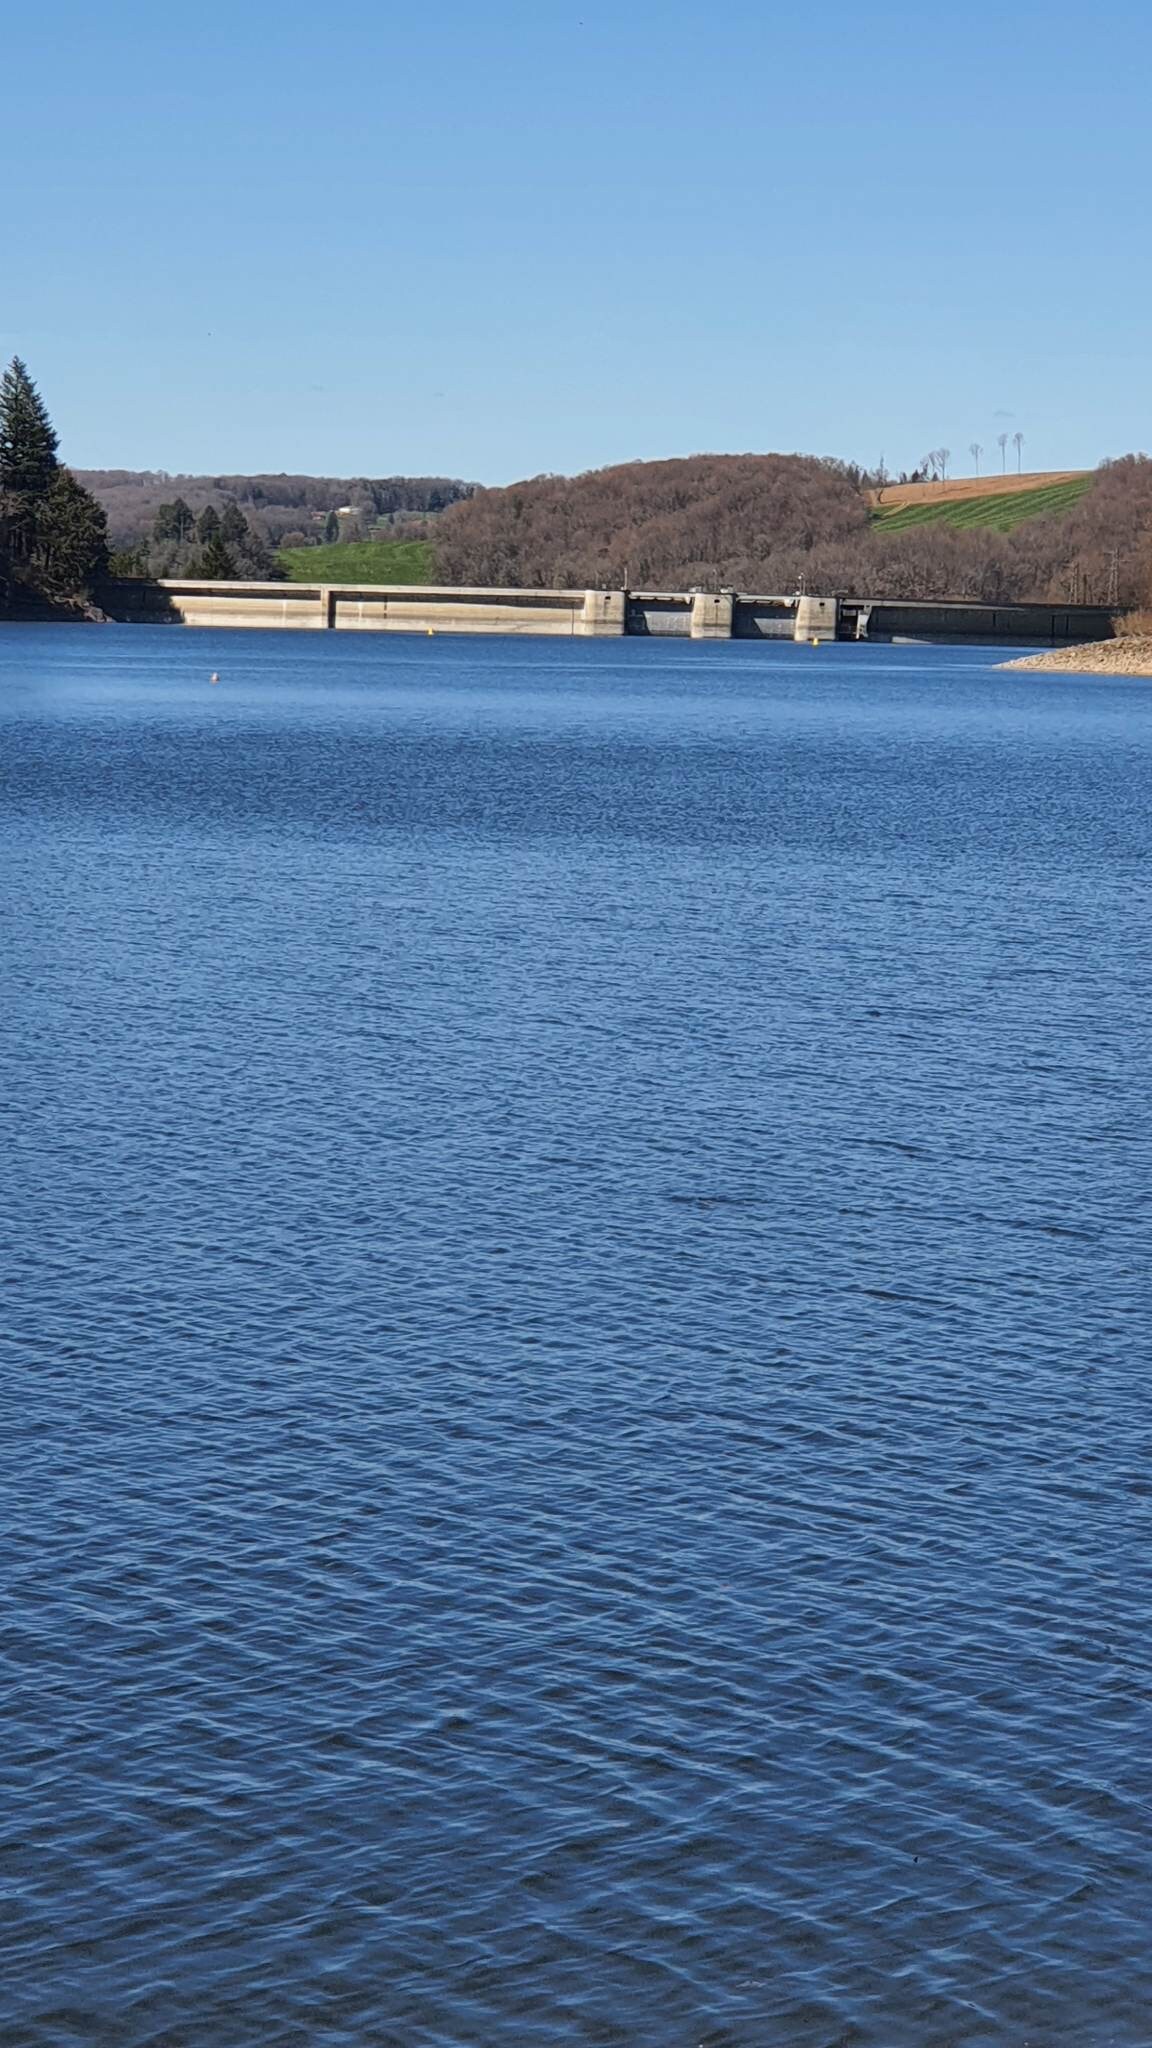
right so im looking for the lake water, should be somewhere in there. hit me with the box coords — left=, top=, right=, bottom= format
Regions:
left=2, top=625, right=1150, bottom=2047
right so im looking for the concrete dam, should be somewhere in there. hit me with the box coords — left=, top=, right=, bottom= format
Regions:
left=102, top=579, right=1114, bottom=648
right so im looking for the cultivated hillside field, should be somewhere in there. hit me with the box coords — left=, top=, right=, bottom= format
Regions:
left=871, top=470, right=1092, bottom=534
left=870, top=470, right=1088, bottom=510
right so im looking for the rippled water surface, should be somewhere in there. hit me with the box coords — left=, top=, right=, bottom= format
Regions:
left=2, top=626, right=1151, bottom=2046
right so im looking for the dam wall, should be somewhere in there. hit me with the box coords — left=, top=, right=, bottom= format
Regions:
left=100, top=580, right=1115, bottom=648
left=107, top=580, right=601, bottom=636
left=838, top=597, right=1116, bottom=646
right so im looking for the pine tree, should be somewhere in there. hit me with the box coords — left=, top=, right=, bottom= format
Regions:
left=220, top=500, right=249, bottom=544
left=0, top=357, right=105, bottom=603
left=324, top=509, right=340, bottom=543
left=0, top=358, right=59, bottom=496
left=197, top=504, right=221, bottom=543
left=197, top=534, right=236, bottom=578
left=235, top=528, right=279, bottom=579
left=108, top=544, right=148, bottom=578
left=35, top=471, right=108, bottom=596
left=0, top=358, right=60, bottom=562
left=152, top=498, right=196, bottom=544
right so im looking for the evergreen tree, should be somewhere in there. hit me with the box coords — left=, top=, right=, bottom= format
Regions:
left=108, top=544, right=148, bottom=578
left=35, top=471, right=108, bottom=595
left=241, top=527, right=279, bottom=577
left=152, top=497, right=197, bottom=543
left=197, top=504, right=221, bottom=543
left=197, top=534, right=236, bottom=578
left=324, top=509, right=340, bottom=543
left=220, top=500, right=249, bottom=544
left=0, top=358, right=59, bottom=495
left=0, top=357, right=60, bottom=560
left=0, top=357, right=106, bottom=604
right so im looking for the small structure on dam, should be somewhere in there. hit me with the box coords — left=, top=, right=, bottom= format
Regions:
left=101, top=578, right=1115, bottom=649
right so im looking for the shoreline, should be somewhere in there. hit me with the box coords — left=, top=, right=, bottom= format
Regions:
left=1000, top=637, right=1152, bottom=678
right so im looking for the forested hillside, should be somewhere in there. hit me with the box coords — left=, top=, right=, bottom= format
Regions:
left=79, top=470, right=473, bottom=549
left=432, top=456, right=871, bottom=591
left=432, top=453, right=1152, bottom=610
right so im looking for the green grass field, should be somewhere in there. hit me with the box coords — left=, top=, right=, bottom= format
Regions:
left=873, top=477, right=1092, bottom=536
left=277, top=538, right=434, bottom=584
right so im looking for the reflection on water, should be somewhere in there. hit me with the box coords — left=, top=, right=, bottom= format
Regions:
left=2, top=626, right=1151, bottom=2046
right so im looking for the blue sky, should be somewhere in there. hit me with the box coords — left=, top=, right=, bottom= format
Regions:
left=4, top=0, right=1148, bottom=481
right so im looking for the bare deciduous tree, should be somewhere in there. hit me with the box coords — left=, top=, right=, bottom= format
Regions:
left=998, top=432, right=1010, bottom=472
left=1013, top=431, right=1025, bottom=474
left=432, top=451, right=1152, bottom=616
left=970, top=442, right=982, bottom=475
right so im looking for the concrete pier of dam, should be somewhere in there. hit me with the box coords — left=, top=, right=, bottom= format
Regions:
left=100, top=579, right=1115, bottom=648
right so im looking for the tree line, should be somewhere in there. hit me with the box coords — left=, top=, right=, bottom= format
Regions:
left=78, top=468, right=474, bottom=549
left=111, top=497, right=283, bottom=581
left=0, top=360, right=108, bottom=613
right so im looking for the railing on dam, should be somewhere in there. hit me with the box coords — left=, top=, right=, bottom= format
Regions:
left=99, top=579, right=1115, bottom=648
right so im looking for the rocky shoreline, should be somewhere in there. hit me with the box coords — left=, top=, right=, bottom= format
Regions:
left=1000, top=637, right=1152, bottom=677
